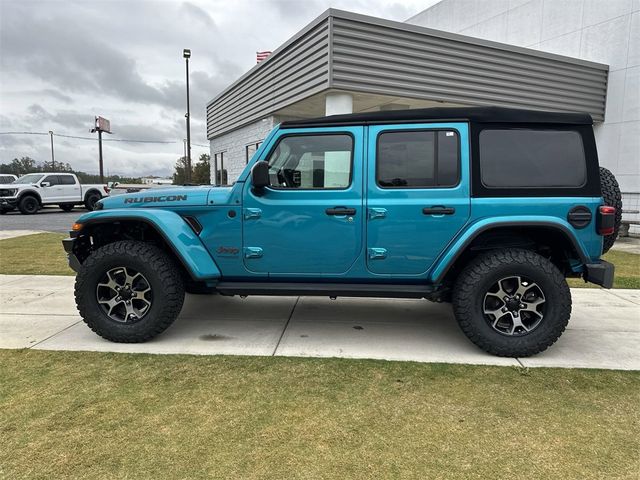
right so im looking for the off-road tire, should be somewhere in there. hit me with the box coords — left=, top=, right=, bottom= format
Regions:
left=84, top=192, right=101, bottom=211
left=59, top=203, right=74, bottom=212
left=599, top=166, right=622, bottom=254
left=75, top=241, right=185, bottom=342
left=452, top=248, right=571, bottom=357
left=18, top=195, right=39, bottom=215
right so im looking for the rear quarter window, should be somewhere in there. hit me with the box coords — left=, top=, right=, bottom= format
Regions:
left=479, top=129, right=586, bottom=188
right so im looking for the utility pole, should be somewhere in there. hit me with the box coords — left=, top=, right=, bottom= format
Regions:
left=183, top=48, right=192, bottom=183
left=90, top=116, right=111, bottom=183
left=48, top=131, right=55, bottom=172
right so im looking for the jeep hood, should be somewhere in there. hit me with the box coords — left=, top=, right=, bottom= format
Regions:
left=99, top=186, right=234, bottom=209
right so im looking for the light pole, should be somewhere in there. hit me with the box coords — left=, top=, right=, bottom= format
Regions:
left=48, top=131, right=55, bottom=172
left=183, top=48, right=192, bottom=183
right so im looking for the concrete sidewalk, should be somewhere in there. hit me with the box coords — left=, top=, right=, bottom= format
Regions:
left=0, top=274, right=638, bottom=370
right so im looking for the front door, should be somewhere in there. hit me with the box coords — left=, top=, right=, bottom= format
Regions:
left=366, top=123, right=471, bottom=276
left=242, top=127, right=364, bottom=276
left=39, top=175, right=62, bottom=203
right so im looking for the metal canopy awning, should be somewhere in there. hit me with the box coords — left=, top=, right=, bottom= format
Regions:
left=206, top=9, right=608, bottom=139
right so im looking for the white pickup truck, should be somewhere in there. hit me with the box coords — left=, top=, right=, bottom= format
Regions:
left=0, top=173, right=110, bottom=214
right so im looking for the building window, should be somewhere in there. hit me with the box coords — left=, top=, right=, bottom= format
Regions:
left=266, top=134, right=353, bottom=189
left=479, top=129, right=586, bottom=188
left=214, top=152, right=228, bottom=186
left=245, top=142, right=262, bottom=164
left=376, top=130, right=459, bottom=188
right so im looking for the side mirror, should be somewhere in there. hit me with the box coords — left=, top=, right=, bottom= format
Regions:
left=41, top=181, right=50, bottom=187
left=251, top=161, right=270, bottom=189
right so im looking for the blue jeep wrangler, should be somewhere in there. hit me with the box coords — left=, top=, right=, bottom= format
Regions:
left=63, top=107, right=622, bottom=357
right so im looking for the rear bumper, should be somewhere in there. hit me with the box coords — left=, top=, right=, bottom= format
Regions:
left=584, top=260, right=615, bottom=289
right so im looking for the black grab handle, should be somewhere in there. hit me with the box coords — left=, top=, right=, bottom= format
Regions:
left=326, top=207, right=356, bottom=216
left=423, top=206, right=455, bottom=215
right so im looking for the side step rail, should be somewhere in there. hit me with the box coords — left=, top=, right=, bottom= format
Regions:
left=215, top=282, right=438, bottom=299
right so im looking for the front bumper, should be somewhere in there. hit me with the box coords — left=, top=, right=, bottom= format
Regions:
left=0, top=197, right=17, bottom=210
left=62, top=237, right=82, bottom=272
left=584, top=260, right=615, bottom=289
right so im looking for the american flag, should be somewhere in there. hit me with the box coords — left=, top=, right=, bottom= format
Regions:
left=256, top=51, right=272, bottom=63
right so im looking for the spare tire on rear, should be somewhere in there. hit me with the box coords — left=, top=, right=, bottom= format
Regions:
left=599, top=166, right=622, bottom=254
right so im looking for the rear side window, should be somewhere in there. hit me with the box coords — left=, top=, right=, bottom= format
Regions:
left=58, top=175, right=75, bottom=185
left=377, top=130, right=459, bottom=188
left=479, top=129, right=586, bottom=188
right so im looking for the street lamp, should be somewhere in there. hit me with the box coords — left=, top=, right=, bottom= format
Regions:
left=183, top=48, right=192, bottom=183
left=48, top=131, right=55, bottom=172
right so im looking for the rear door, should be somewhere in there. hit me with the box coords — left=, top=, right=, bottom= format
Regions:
left=366, top=123, right=471, bottom=276
left=57, top=174, right=81, bottom=201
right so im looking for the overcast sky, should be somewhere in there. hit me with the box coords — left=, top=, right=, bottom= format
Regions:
left=0, top=0, right=436, bottom=177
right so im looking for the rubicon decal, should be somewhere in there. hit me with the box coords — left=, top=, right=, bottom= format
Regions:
left=124, top=195, right=188, bottom=204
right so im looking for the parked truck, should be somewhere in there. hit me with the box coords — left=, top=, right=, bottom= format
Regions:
left=63, top=107, right=622, bottom=357
left=0, top=173, right=109, bottom=214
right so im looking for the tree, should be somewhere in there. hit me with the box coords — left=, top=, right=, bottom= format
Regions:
left=0, top=157, right=37, bottom=176
left=192, top=153, right=210, bottom=185
left=42, top=160, right=73, bottom=172
left=172, top=156, right=190, bottom=185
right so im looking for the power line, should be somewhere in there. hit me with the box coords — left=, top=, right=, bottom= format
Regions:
left=0, top=131, right=209, bottom=146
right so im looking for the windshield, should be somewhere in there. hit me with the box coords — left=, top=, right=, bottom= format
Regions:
left=15, top=174, right=44, bottom=184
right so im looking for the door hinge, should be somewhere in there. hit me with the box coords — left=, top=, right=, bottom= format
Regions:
left=368, top=208, right=387, bottom=220
left=368, top=248, right=387, bottom=260
left=243, top=208, right=262, bottom=220
left=244, top=247, right=263, bottom=259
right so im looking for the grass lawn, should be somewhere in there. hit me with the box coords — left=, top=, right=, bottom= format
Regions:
left=1, top=232, right=638, bottom=288
left=0, top=349, right=638, bottom=479
left=0, top=232, right=71, bottom=275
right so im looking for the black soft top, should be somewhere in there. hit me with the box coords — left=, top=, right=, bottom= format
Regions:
left=281, top=106, right=593, bottom=128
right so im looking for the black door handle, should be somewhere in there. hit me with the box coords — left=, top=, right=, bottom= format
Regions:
left=326, top=207, right=356, bottom=216
left=423, top=206, right=455, bottom=215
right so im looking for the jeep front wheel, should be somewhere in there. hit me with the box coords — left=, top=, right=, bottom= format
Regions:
left=452, top=249, right=571, bottom=357
left=75, top=241, right=185, bottom=342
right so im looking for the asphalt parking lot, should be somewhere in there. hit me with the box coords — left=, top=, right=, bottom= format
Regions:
left=0, top=206, right=83, bottom=232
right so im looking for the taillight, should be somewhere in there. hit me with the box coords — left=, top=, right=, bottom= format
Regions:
left=597, top=206, right=615, bottom=235
left=104, top=186, right=110, bottom=194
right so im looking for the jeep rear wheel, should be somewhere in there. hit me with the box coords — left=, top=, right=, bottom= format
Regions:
left=75, top=241, right=185, bottom=342
left=452, top=249, right=571, bottom=357
left=599, top=166, right=622, bottom=254
left=18, top=195, right=39, bottom=215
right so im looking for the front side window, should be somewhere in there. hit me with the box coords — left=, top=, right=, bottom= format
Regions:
left=377, top=130, right=459, bottom=188
left=266, top=134, right=353, bottom=189
left=42, top=175, right=59, bottom=186
left=479, top=129, right=586, bottom=188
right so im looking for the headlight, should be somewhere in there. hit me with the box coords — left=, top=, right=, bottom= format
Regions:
left=0, top=189, right=17, bottom=197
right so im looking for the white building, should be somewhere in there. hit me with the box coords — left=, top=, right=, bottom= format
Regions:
left=207, top=3, right=638, bottom=226
left=408, top=0, right=639, bottom=222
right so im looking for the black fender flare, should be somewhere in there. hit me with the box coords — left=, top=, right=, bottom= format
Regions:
left=17, top=189, right=42, bottom=205
left=432, top=221, right=590, bottom=284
